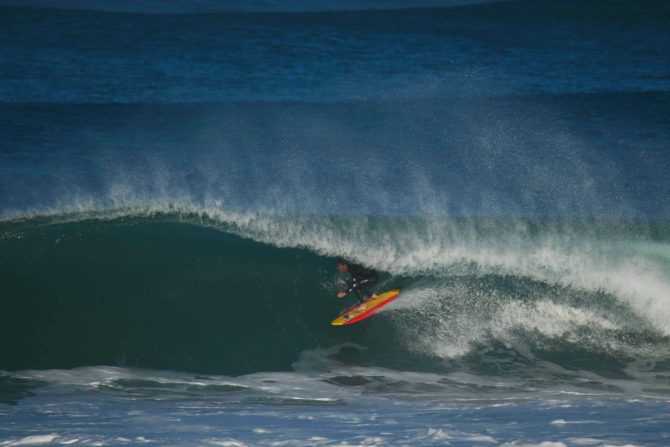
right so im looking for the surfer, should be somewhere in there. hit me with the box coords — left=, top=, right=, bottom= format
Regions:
left=336, top=259, right=379, bottom=304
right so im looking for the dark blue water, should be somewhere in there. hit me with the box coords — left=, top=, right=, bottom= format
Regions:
left=2, top=1, right=670, bottom=446
left=2, top=1, right=669, bottom=102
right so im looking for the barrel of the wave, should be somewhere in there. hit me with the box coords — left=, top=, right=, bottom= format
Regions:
left=331, top=289, right=400, bottom=326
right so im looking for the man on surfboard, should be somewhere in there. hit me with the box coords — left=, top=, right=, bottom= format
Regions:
left=336, top=259, right=379, bottom=304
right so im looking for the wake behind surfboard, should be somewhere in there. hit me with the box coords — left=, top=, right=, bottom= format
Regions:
left=331, top=289, right=400, bottom=326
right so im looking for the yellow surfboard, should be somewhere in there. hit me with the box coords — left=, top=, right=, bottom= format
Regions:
left=331, top=289, right=400, bottom=326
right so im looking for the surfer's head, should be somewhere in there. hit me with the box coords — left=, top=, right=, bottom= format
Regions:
left=336, top=259, right=349, bottom=272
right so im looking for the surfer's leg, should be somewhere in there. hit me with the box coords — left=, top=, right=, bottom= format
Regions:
left=357, top=275, right=379, bottom=300
left=355, top=288, right=366, bottom=304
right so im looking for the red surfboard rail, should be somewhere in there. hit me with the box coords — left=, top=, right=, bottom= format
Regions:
left=331, top=289, right=400, bottom=326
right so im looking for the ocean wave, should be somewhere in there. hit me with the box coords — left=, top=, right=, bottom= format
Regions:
left=2, top=209, right=669, bottom=379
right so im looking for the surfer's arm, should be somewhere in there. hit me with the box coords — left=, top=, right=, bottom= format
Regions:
left=337, top=280, right=356, bottom=298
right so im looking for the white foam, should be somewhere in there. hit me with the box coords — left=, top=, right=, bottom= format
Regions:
left=252, top=429, right=271, bottom=434
left=7, top=435, right=59, bottom=446
left=396, top=284, right=634, bottom=361
left=565, top=439, right=605, bottom=446
left=207, top=440, right=247, bottom=447
left=500, top=442, right=566, bottom=447
left=550, top=420, right=601, bottom=426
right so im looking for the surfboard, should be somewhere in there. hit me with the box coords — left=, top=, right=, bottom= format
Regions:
left=331, top=289, right=400, bottom=326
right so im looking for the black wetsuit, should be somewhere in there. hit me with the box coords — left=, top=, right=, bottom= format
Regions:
left=343, top=263, right=379, bottom=304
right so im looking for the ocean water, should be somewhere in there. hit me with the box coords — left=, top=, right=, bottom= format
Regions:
left=2, top=1, right=670, bottom=446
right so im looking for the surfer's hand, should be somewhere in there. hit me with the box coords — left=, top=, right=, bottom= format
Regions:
left=337, top=291, right=347, bottom=298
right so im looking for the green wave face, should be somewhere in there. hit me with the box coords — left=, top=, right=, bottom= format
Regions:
left=0, top=217, right=345, bottom=374
left=2, top=212, right=670, bottom=381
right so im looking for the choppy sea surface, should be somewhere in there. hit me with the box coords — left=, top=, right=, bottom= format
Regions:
left=1, top=1, right=670, bottom=446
